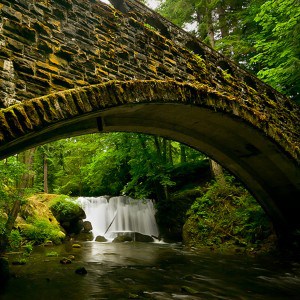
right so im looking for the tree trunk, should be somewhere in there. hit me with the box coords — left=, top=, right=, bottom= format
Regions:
left=168, top=140, right=173, bottom=165
left=180, top=144, right=187, bottom=163
left=18, top=148, right=36, bottom=189
left=207, top=8, right=215, bottom=48
left=210, top=159, right=226, bottom=186
left=153, top=136, right=162, bottom=159
left=162, top=138, right=167, bottom=163
left=217, top=5, right=229, bottom=38
left=44, top=153, right=48, bottom=193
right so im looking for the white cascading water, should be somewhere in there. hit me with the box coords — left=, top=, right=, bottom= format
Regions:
left=77, top=196, right=159, bottom=240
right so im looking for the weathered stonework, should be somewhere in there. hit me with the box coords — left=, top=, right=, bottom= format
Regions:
left=0, top=0, right=299, bottom=237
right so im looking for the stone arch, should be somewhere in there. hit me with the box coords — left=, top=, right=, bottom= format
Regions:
left=0, top=80, right=299, bottom=237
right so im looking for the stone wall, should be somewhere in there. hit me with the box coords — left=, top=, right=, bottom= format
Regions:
left=1, top=0, right=299, bottom=161
left=0, top=0, right=290, bottom=108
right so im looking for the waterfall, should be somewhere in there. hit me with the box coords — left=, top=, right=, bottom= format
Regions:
left=77, top=196, right=159, bottom=240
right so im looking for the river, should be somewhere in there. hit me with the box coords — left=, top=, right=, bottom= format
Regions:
left=1, top=241, right=300, bottom=299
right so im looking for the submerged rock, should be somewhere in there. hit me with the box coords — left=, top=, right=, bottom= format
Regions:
left=60, top=257, right=72, bottom=264
left=181, top=286, right=199, bottom=294
left=75, top=267, right=87, bottom=275
left=95, top=235, right=107, bottom=242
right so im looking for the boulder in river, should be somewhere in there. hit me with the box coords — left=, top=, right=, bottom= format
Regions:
left=75, top=267, right=87, bottom=275
left=75, top=232, right=94, bottom=241
left=50, top=198, right=86, bottom=235
left=95, top=235, right=107, bottom=242
left=83, top=221, right=92, bottom=232
left=60, top=257, right=72, bottom=264
left=112, top=235, right=133, bottom=243
left=134, top=232, right=154, bottom=243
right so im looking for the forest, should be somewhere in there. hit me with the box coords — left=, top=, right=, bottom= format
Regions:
left=0, top=0, right=299, bottom=259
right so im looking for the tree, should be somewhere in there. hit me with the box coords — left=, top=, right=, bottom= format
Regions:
left=249, top=0, right=300, bottom=103
left=0, top=156, right=27, bottom=253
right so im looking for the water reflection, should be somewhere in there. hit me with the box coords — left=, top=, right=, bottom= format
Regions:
left=1, top=242, right=300, bottom=299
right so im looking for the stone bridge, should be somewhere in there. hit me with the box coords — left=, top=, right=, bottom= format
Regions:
left=0, top=0, right=299, bottom=238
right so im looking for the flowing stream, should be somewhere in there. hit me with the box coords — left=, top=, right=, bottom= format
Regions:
left=2, top=242, right=300, bottom=299
left=77, top=196, right=159, bottom=240
left=2, top=197, right=300, bottom=299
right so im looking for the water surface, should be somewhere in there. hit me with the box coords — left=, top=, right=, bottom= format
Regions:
left=1, top=242, right=300, bottom=299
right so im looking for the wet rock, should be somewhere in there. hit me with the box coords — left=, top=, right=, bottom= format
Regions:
left=75, top=232, right=94, bottom=241
left=181, top=286, right=199, bottom=294
left=95, top=235, right=107, bottom=242
left=51, top=200, right=86, bottom=234
left=11, top=259, right=27, bottom=265
left=60, top=257, right=72, bottom=264
left=72, top=243, right=81, bottom=248
left=181, top=274, right=194, bottom=281
left=83, top=221, right=92, bottom=232
left=68, top=255, right=75, bottom=260
left=75, top=267, right=87, bottom=275
left=112, top=235, right=133, bottom=243
left=134, top=232, right=154, bottom=243
left=43, top=240, right=53, bottom=246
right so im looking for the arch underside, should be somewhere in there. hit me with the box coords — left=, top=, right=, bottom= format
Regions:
left=0, top=81, right=299, bottom=234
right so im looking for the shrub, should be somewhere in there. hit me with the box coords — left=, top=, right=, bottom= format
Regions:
left=23, top=242, right=33, bottom=255
left=184, top=177, right=273, bottom=249
left=21, top=218, right=64, bottom=245
left=8, top=230, right=22, bottom=250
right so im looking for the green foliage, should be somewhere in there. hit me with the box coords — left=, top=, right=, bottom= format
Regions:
left=184, top=177, right=273, bottom=249
left=0, top=215, right=6, bottom=236
left=158, top=0, right=299, bottom=103
left=12, top=257, right=27, bottom=265
left=8, top=230, right=22, bottom=250
left=0, top=157, right=27, bottom=209
left=249, top=0, right=300, bottom=102
left=21, top=218, right=63, bottom=245
left=50, top=196, right=83, bottom=221
left=23, top=242, right=33, bottom=255
left=34, top=133, right=205, bottom=200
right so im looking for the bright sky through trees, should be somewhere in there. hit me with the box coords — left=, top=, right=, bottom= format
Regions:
left=99, top=0, right=159, bottom=9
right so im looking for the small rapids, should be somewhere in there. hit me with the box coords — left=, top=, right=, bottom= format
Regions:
left=77, top=196, right=159, bottom=241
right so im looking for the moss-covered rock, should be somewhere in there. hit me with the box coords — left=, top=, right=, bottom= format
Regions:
left=82, top=221, right=92, bottom=233
left=95, top=235, right=107, bottom=242
left=18, top=194, right=59, bottom=227
left=49, top=196, right=86, bottom=234
left=75, top=232, right=94, bottom=241
left=134, top=232, right=154, bottom=243
left=112, top=235, right=133, bottom=243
